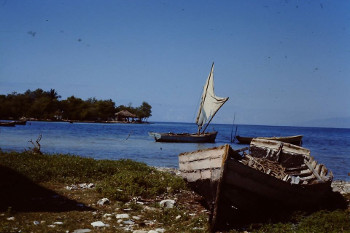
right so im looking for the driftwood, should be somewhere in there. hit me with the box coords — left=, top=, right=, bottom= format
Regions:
left=28, top=134, right=42, bottom=154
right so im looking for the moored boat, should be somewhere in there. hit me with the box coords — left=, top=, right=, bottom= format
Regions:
left=152, top=131, right=217, bottom=143
left=149, top=63, right=229, bottom=143
left=14, top=120, right=27, bottom=125
left=236, top=134, right=303, bottom=146
left=0, top=121, right=16, bottom=127
left=179, top=139, right=335, bottom=231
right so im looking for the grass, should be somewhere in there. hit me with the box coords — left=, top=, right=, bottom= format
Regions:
left=0, top=150, right=202, bottom=232
left=0, top=150, right=187, bottom=201
left=248, top=210, right=350, bottom=233
left=97, top=162, right=187, bottom=201
left=0, top=150, right=349, bottom=232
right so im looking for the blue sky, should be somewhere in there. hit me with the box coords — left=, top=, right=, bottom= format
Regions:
left=1, top=0, right=349, bottom=126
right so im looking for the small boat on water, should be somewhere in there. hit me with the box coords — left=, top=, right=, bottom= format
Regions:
left=0, top=121, right=16, bottom=127
left=150, top=63, right=229, bottom=143
left=179, top=139, right=334, bottom=231
left=149, top=131, right=218, bottom=143
left=236, top=135, right=303, bottom=146
left=14, top=120, right=27, bottom=125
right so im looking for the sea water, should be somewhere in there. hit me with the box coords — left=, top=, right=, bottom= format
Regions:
left=0, top=121, right=349, bottom=181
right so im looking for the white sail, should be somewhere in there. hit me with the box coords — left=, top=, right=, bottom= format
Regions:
left=196, top=63, right=229, bottom=133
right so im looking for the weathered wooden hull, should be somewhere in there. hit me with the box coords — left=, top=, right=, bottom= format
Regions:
left=179, top=145, right=227, bottom=203
left=150, top=131, right=217, bottom=143
left=212, top=157, right=331, bottom=230
left=236, top=135, right=303, bottom=146
left=179, top=140, right=334, bottom=231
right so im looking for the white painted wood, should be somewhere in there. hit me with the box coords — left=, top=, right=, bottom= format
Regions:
left=251, top=139, right=310, bottom=157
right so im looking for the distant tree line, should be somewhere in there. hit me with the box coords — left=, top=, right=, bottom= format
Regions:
left=0, top=89, right=152, bottom=122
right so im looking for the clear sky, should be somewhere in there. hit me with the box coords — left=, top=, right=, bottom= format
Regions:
left=1, top=0, right=349, bottom=127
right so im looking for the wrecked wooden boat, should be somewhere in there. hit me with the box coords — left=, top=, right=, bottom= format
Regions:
left=179, top=139, right=333, bottom=231
left=236, top=134, right=303, bottom=146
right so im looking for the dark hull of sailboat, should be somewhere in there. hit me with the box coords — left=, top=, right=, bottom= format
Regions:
left=14, top=120, right=27, bottom=125
left=150, top=131, right=217, bottom=143
left=236, top=135, right=303, bottom=146
left=0, top=121, right=16, bottom=127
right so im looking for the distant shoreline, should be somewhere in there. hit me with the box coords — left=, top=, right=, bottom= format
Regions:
left=1, top=118, right=151, bottom=124
left=3, top=118, right=350, bottom=129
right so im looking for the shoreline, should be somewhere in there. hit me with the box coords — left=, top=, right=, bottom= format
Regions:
left=41, top=119, right=150, bottom=124
left=1, top=118, right=151, bottom=124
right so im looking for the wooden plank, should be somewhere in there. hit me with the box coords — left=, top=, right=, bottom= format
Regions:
left=179, top=146, right=225, bottom=163
left=310, top=160, right=317, bottom=169
left=251, top=139, right=310, bottom=156
left=299, top=174, right=316, bottom=181
left=287, top=170, right=312, bottom=177
left=236, top=147, right=249, bottom=152
left=308, top=156, right=314, bottom=164
left=180, top=168, right=222, bottom=182
left=285, top=164, right=308, bottom=171
left=304, top=160, right=323, bottom=181
left=179, top=145, right=229, bottom=182
left=250, top=139, right=311, bottom=168
left=200, top=169, right=212, bottom=180
left=181, top=170, right=202, bottom=182
left=315, top=164, right=322, bottom=176
left=211, top=145, right=230, bottom=231
left=320, top=166, right=328, bottom=178
left=179, top=157, right=223, bottom=171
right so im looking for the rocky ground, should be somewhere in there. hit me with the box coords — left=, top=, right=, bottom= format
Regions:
left=0, top=181, right=209, bottom=233
left=331, top=180, right=350, bottom=195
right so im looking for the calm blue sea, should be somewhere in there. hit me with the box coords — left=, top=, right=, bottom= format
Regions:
left=0, top=121, right=349, bottom=181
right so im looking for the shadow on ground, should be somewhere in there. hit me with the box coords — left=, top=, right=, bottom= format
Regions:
left=0, top=165, right=94, bottom=212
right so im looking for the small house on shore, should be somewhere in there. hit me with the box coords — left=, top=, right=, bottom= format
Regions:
left=115, top=110, right=137, bottom=122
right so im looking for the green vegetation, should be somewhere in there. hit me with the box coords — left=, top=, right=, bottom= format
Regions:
left=97, top=161, right=187, bottom=201
left=0, top=88, right=152, bottom=122
left=246, top=210, right=350, bottom=233
left=0, top=150, right=203, bottom=232
left=0, top=150, right=186, bottom=200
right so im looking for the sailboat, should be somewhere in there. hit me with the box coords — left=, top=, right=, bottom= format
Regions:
left=150, top=63, right=229, bottom=143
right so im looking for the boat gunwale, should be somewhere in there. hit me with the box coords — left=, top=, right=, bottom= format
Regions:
left=178, top=144, right=226, bottom=157
left=236, top=135, right=303, bottom=145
